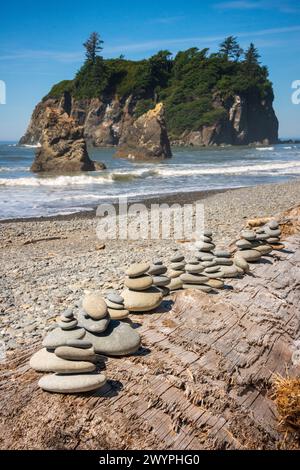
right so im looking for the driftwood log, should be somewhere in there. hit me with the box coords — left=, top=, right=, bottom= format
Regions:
left=0, top=214, right=299, bottom=450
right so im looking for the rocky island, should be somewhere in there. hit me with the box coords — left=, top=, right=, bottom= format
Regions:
left=20, top=35, right=279, bottom=153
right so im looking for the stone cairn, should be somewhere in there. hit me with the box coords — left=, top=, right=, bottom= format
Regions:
left=235, top=229, right=273, bottom=264
left=122, top=262, right=163, bottom=312
left=30, top=309, right=106, bottom=394
left=167, top=253, right=186, bottom=291
left=256, top=220, right=284, bottom=251
left=30, top=292, right=141, bottom=393
left=105, top=291, right=129, bottom=320
left=149, top=260, right=170, bottom=297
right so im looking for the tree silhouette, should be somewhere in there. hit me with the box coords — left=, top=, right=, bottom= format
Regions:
left=83, top=32, right=104, bottom=63
left=219, top=36, right=243, bottom=61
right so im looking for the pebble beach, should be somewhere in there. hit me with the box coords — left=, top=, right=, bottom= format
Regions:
left=1, top=179, right=300, bottom=353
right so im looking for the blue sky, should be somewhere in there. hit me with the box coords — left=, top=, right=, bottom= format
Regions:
left=0, top=0, right=300, bottom=140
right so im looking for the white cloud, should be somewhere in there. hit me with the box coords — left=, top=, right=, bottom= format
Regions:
left=1, top=25, right=300, bottom=62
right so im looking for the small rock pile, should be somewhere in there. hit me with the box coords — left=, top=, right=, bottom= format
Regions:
left=105, top=291, right=129, bottom=320
left=235, top=229, right=272, bottom=263
left=256, top=220, right=284, bottom=251
left=30, top=309, right=106, bottom=394
left=81, top=292, right=141, bottom=356
left=180, top=259, right=213, bottom=292
left=167, top=253, right=186, bottom=291
left=149, top=260, right=170, bottom=297
left=122, top=262, right=163, bottom=312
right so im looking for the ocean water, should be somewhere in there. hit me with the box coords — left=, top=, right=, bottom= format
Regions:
left=0, top=142, right=300, bottom=220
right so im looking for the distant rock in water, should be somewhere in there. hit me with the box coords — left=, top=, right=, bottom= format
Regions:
left=116, top=103, right=172, bottom=160
left=30, top=108, right=106, bottom=173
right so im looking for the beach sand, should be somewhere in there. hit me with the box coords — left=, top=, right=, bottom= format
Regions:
left=1, top=178, right=300, bottom=352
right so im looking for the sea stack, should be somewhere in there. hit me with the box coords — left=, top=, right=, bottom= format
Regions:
left=30, top=107, right=106, bottom=173
left=122, top=262, right=163, bottom=312
left=116, top=103, right=172, bottom=160
left=30, top=309, right=106, bottom=394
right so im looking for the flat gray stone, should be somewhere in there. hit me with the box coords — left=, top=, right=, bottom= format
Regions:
left=153, top=260, right=163, bottom=266
left=66, top=339, right=93, bottom=349
left=265, top=228, right=281, bottom=238
left=214, top=258, right=233, bottom=266
left=203, top=229, right=213, bottom=237
left=185, top=264, right=204, bottom=273
left=55, top=346, right=97, bottom=362
left=180, top=273, right=209, bottom=284
left=42, top=327, right=85, bottom=349
left=38, top=373, right=106, bottom=394
left=254, top=244, right=273, bottom=255
left=237, top=249, right=261, bottom=262
left=106, top=292, right=124, bottom=305
left=236, top=239, right=253, bottom=250
left=62, top=308, right=74, bottom=319
left=241, top=230, right=257, bottom=241
left=197, top=253, right=214, bottom=261
left=214, top=250, right=231, bottom=258
left=255, top=233, right=270, bottom=241
left=82, top=292, right=108, bottom=320
left=201, top=261, right=217, bottom=268
left=57, top=319, right=78, bottom=330
left=126, top=262, right=150, bottom=278
left=267, top=237, right=280, bottom=243
left=168, top=277, right=183, bottom=290
left=152, top=276, right=170, bottom=287
left=170, top=255, right=185, bottom=263
left=125, top=275, right=153, bottom=291
left=183, top=284, right=212, bottom=293
left=77, top=311, right=110, bottom=333
left=168, top=269, right=185, bottom=279
left=204, top=266, right=222, bottom=274
left=85, top=320, right=141, bottom=356
left=170, top=262, right=185, bottom=271
left=195, top=241, right=215, bottom=252
left=268, top=220, right=279, bottom=229
left=199, top=235, right=212, bottom=243
left=60, top=315, right=74, bottom=323
left=219, top=265, right=242, bottom=278
left=148, top=265, right=168, bottom=276
left=106, top=299, right=125, bottom=310
left=30, top=348, right=96, bottom=373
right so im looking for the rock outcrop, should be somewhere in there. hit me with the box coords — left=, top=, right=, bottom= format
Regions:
left=30, top=107, right=106, bottom=173
left=116, top=103, right=172, bottom=160
left=21, top=90, right=278, bottom=150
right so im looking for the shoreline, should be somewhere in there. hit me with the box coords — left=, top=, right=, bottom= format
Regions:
left=0, top=186, right=237, bottom=224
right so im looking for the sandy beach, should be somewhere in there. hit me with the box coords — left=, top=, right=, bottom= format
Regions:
left=1, top=178, right=300, bottom=353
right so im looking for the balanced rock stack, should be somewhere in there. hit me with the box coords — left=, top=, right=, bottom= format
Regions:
left=105, top=291, right=129, bottom=320
left=149, top=260, right=170, bottom=297
left=30, top=309, right=106, bottom=394
left=122, top=263, right=163, bottom=312
left=256, top=220, right=284, bottom=251
left=167, top=253, right=186, bottom=291
left=81, top=292, right=141, bottom=356
left=235, top=229, right=272, bottom=264
left=180, top=259, right=213, bottom=292
left=212, top=250, right=243, bottom=280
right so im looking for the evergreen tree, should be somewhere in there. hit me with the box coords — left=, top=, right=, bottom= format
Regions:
left=219, top=36, right=243, bottom=61
left=83, top=32, right=104, bottom=63
left=245, top=43, right=260, bottom=66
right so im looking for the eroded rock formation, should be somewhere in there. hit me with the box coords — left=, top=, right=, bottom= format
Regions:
left=116, top=103, right=172, bottom=160
left=30, top=107, right=106, bottom=173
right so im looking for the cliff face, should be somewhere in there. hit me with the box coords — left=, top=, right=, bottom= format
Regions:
left=20, top=90, right=278, bottom=148
left=116, top=103, right=172, bottom=160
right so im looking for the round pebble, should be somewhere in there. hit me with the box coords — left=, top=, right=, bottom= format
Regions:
left=126, top=263, right=150, bottom=278
left=82, top=292, right=108, bottom=320
left=106, top=292, right=124, bottom=305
